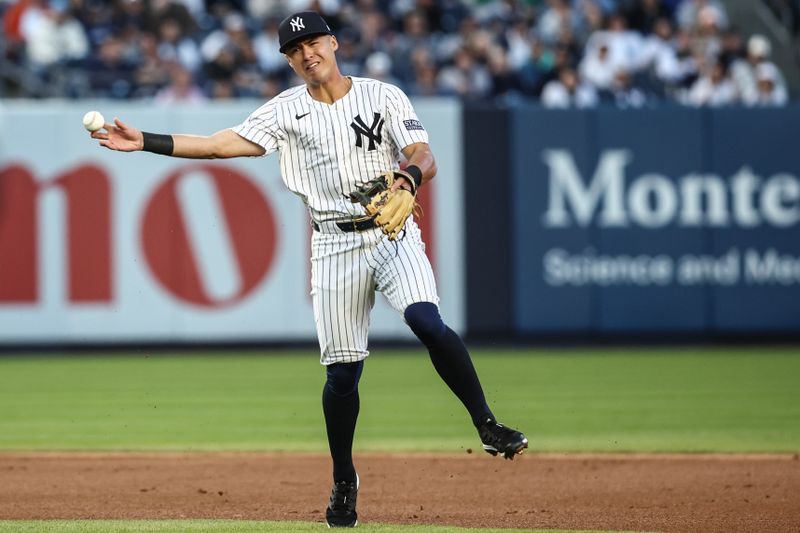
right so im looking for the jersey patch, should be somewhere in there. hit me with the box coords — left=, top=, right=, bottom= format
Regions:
left=403, top=119, right=424, bottom=131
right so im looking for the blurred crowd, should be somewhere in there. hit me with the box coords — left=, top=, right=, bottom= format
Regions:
left=0, top=0, right=792, bottom=107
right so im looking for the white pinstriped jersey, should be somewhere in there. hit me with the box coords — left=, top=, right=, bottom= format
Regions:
left=232, top=76, right=428, bottom=222
left=231, top=76, right=438, bottom=364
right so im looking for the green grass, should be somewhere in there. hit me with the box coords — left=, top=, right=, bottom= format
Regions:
left=0, top=520, right=620, bottom=533
left=0, top=348, right=798, bottom=453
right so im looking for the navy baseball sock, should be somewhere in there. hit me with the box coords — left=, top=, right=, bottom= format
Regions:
left=404, top=302, right=494, bottom=427
left=322, top=361, right=363, bottom=484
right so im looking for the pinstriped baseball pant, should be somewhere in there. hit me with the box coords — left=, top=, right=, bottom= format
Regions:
left=310, top=219, right=439, bottom=365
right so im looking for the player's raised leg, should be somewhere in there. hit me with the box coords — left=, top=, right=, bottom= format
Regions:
left=404, top=301, right=528, bottom=459
left=375, top=222, right=528, bottom=459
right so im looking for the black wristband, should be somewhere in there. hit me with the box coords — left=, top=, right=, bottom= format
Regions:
left=405, top=165, right=423, bottom=188
left=142, top=132, right=174, bottom=156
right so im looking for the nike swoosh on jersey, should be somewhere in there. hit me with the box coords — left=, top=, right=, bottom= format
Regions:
left=295, top=112, right=311, bottom=119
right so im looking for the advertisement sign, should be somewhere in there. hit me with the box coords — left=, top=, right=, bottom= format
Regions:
left=0, top=99, right=463, bottom=343
left=513, top=107, right=800, bottom=333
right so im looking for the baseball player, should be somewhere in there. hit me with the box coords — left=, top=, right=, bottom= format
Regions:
left=91, top=10, right=527, bottom=528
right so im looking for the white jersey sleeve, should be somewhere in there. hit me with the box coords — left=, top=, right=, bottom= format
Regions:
left=231, top=101, right=284, bottom=156
left=384, top=84, right=429, bottom=150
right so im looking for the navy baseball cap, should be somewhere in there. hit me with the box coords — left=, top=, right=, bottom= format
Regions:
left=278, top=11, right=333, bottom=53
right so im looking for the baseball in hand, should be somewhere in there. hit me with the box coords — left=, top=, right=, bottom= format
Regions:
left=82, top=110, right=105, bottom=132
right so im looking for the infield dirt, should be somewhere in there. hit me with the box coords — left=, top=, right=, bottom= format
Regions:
left=1, top=452, right=798, bottom=532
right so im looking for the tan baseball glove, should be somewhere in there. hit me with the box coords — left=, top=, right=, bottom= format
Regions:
left=349, top=170, right=418, bottom=240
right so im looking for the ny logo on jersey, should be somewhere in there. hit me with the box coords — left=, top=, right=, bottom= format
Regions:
left=290, top=17, right=304, bottom=32
left=350, top=113, right=384, bottom=151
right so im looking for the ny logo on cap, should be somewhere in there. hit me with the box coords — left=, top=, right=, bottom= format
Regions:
left=290, top=17, right=305, bottom=32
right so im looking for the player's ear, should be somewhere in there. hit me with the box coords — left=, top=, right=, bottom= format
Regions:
left=330, top=35, right=339, bottom=52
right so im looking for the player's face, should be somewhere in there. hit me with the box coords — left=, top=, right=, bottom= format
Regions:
left=285, top=35, right=339, bottom=85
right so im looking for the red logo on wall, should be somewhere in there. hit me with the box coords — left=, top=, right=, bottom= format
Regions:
left=1, top=162, right=276, bottom=308
left=0, top=163, right=111, bottom=302
left=140, top=164, right=277, bottom=307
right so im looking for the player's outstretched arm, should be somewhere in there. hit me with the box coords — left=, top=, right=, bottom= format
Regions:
left=91, top=118, right=265, bottom=159
left=172, top=129, right=266, bottom=159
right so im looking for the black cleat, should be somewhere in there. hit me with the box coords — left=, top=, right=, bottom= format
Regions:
left=326, top=474, right=359, bottom=528
left=478, top=418, right=528, bottom=460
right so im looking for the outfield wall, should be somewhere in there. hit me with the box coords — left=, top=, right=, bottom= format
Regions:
left=465, top=105, right=800, bottom=337
left=2, top=101, right=799, bottom=345
left=0, top=100, right=464, bottom=345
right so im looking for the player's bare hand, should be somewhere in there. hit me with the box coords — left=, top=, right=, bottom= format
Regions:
left=91, top=118, right=144, bottom=152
